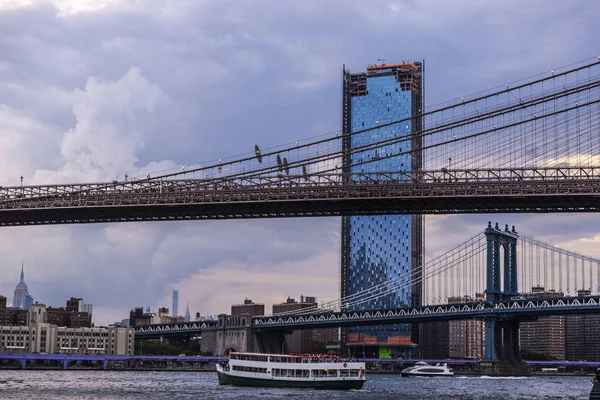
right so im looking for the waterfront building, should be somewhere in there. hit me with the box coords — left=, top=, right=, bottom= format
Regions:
left=565, top=313, right=600, bottom=361
left=421, top=321, right=449, bottom=359
left=0, top=304, right=134, bottom=355
left=421, top=295, right=484, bottom=359
left=520, top=316, right=566, bottom=360
left=341, top=61, right=424, bottom=355
left=272, top=295, right=339, bottom=354
left=519, top=287, right=566, bottom=360
left=273, top=296, right=316, bottom=354
left=231, top=299, right=265, bottom=317
left=12, top=264, right=31, bottom=309
left=565, top=290, right=600, bottom=361
left=172, top=290, right=179, bottom=317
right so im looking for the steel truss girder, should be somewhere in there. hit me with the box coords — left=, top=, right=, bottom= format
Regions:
left=251, top=296, right=600, bottom=330
left=1, top=167, right=600, bottom=226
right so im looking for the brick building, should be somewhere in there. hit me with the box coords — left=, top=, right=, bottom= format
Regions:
left=421, top=295, right=484, bottom=359
left=0, top=296, right=91, bottom=328
left=231, top=299, right=265, bottom=317
left=272, top=296, right=338, bottom=354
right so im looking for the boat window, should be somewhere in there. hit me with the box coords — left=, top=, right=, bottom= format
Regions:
left=340, top=370, right=349, bottom=377
left=349, top=369, right=360, bottom=377
left=419, top=368, right=444, bottom=373
left=272, top=368, right=280, bottom=377
left=232, top=365, right=268, bottom=374
left=311, top=370, right=327, bottom=378
left=327, top=369, right=338, bottom=377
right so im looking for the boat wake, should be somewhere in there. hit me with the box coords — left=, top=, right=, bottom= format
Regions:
left=479, top=375, right=530, bottom=380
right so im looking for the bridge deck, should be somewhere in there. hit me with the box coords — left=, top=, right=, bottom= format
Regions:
left=1, top=168, right=600, bottom=225
left=251, top=297, right=600, bottom=330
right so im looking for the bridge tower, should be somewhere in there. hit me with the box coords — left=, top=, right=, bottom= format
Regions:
left=481, top=222, right=527, bottom=374
left=485, top=222, right=518, bottom=304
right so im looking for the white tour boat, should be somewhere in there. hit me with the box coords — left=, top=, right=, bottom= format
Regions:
left=216, top=352, right=366, bottom=390
left=401, top=361, right=454, bottom=377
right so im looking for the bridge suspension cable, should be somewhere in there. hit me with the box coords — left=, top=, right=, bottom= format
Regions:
left=518, top=234, right=600, bottom=297
left=272, top=232, right=486, bottom=316
left=128, top=57, right=600, bottom=183
left=272, top=230, right=600, bottom=316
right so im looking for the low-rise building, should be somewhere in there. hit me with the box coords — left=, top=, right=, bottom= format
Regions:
left=0, top=304, right=134, bottom=355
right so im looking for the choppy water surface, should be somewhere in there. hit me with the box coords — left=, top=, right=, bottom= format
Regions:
left=0, top=370, right=593, bottom=399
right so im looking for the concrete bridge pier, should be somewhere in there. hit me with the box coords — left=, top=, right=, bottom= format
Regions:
left=63, top=360, right=68, bottom=370
left=254, top=330, right=287, bottom=354
left=502, top=321, right=521, bottom=362
left=103, top=359, right=108, bottom=370
left=20, top=359, right=26, bottom=369
left=480, top=318, right=530, bottom=376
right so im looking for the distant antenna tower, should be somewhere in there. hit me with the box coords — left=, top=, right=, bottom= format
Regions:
left=377, top=58, right=386, bottom=65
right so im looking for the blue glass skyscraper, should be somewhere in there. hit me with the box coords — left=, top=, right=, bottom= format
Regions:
left=341, top=62, right=423, bottom=353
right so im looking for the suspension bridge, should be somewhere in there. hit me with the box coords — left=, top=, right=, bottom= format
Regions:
left=134, top=222, right=600, bottom=365
left=252, top=222, right=600, bottom=365
left=1, top=59, right=600, bottom=225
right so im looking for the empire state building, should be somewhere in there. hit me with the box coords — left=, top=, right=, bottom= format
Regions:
left=12, top=263, right=31, bottom=309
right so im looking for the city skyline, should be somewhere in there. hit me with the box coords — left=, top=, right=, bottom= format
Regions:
left=0, top=0, right=599, bottom=325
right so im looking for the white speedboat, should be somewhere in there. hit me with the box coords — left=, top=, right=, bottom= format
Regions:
left=216, top=352, right=366, bottom=390
left=401, top=361, right=454, bottom=377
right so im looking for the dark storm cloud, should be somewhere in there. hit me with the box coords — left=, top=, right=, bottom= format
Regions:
left=0, top=0, right=599, bottom=322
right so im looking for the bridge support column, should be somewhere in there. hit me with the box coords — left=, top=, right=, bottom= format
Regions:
left=103, top=360, right=108, bottom=370
left=483, top=318, right=497, bottom=361
left=504, top=321, right=521, bottom=362
left=254, top=330, right=287, bottom=354
left=63, top=360, right=68, bottom=370
left=20, top=359, right=26, bottom=369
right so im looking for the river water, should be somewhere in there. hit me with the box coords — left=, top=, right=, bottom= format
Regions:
left=0, top=370, right=593, bottom=399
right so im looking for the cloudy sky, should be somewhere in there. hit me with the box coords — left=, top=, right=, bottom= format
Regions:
left=0, top=0, right=599, bottom=325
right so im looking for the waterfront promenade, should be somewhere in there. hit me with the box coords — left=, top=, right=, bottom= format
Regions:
left=0, top=353, right=597, bottom=375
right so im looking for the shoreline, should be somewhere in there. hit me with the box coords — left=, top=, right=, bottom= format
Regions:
left=0, top=367, right=592, bottom=377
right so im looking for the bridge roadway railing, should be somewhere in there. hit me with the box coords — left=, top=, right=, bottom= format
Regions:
left=251, top=296, right=600, bottom=330
left=0, top=167, right=599, bottom=225
left=3, top=167, right=600, bottom=203
left=133, top=320, right=217, bottom=337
